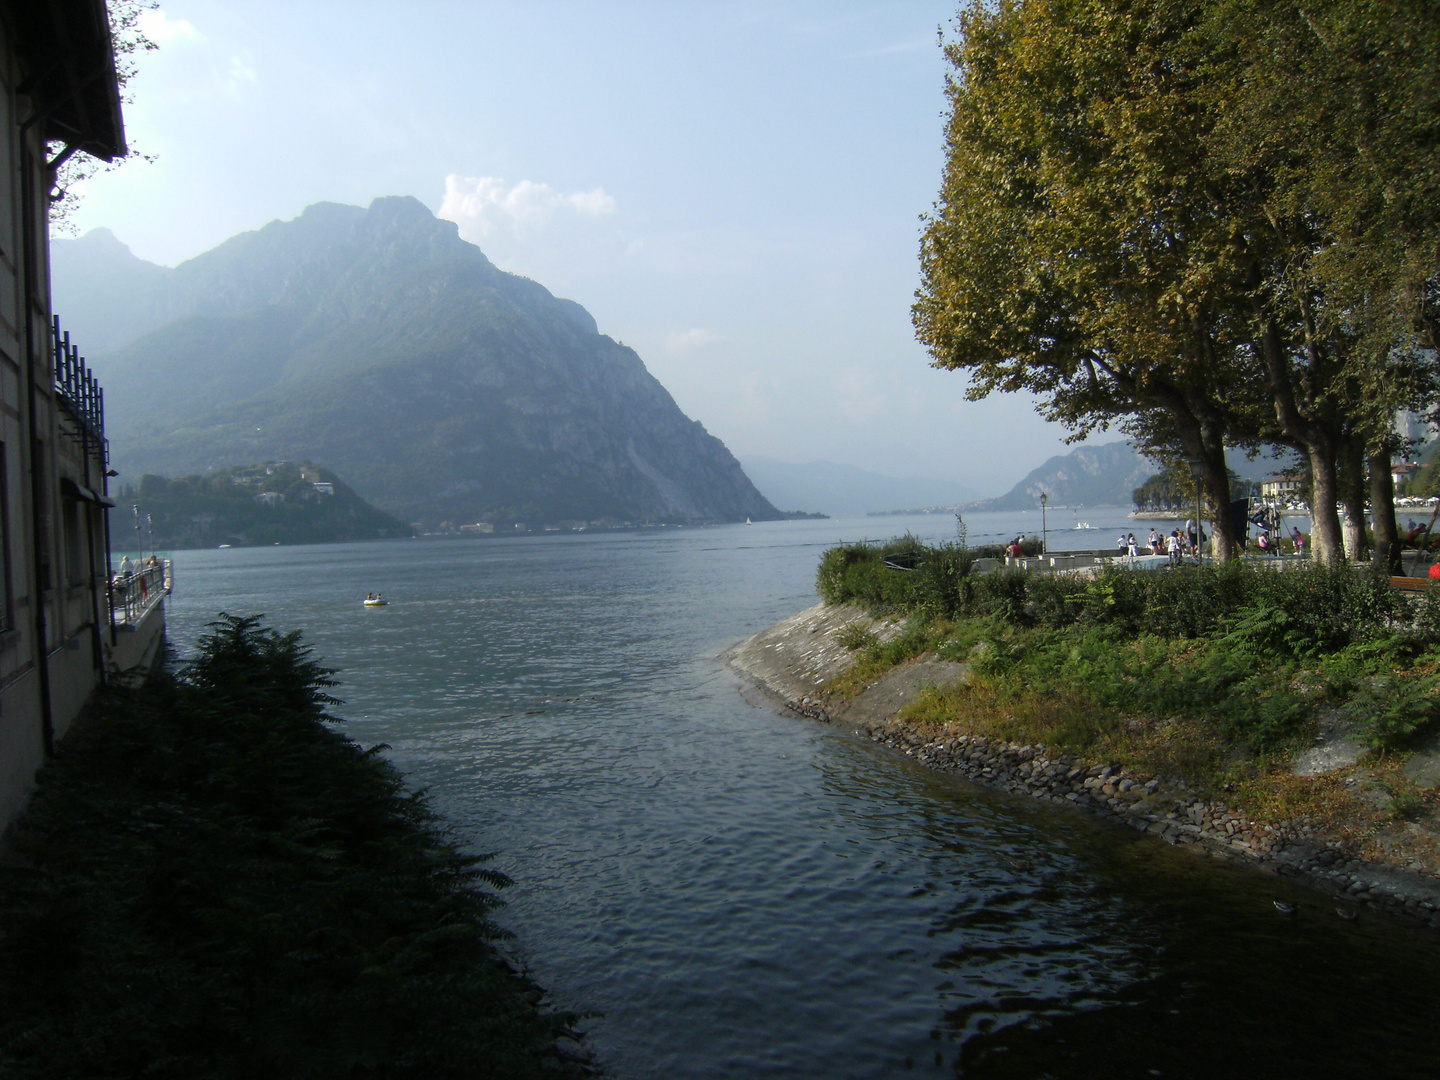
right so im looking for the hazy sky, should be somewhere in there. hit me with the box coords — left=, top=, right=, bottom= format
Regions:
left=67, top=1, right=1083, bottom=493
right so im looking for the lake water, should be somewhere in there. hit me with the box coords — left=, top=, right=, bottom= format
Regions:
left=161, top=512, right=1437, bottom=1079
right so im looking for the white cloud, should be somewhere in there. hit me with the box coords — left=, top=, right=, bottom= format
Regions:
left=224, top=56, right=258, bottom=98
left=137, top=9, right=200, bottom=46
left=439, top=174, right=616, bottom=239
left=664, top=328, right=718, bottom=354
left=133, top=9, right=256, bottom=102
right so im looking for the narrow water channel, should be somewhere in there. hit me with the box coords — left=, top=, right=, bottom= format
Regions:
left=161, top=516, right=1440, bottom=1079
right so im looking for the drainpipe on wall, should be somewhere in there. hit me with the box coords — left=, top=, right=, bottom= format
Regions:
left=101, top=393, right=116, bottom=650
left=18, top=134, right=55, bottom=755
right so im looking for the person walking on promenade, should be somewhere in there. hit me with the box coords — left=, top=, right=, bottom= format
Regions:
left=1147, top=528, right=1160, bottom=554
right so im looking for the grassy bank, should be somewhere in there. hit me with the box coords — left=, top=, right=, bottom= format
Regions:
left=0, top=616, right=585, bottom=1079
left=817, top=538, right=1440, bottom=851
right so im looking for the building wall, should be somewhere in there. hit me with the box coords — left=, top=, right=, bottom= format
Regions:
left=0, top=21, right=44, bottom=830
left=0, top=16, right=131, bottom=831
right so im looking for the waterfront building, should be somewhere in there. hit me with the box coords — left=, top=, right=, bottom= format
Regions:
left=1392, top=462, right=1420, bottom=494
left=0, top=0, right=163, bottom=830
left=1261, top=472, right=1306, bottom=502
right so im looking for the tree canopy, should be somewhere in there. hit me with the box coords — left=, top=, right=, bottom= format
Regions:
left=917, top=0, right=1440, bottom=564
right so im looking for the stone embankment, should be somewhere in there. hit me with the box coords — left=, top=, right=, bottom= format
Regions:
left=725, top=604, right=1440, bottom=930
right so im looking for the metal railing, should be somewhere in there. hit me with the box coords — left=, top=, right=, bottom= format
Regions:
left=110, top=559, right=171, bottom=626
left=52, top=316, right=106, bottom=450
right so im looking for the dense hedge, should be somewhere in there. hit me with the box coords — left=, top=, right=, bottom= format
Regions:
left=0, top=616, right=581, bottom=1080
left=818, top=542, right=1423, bottom=652
left=816, top=535, right=1035, bottom=621
left=819, top=542, right=1440, bottom=753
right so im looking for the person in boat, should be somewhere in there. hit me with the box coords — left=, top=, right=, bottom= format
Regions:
left=366, top=592, right=374, bottom=601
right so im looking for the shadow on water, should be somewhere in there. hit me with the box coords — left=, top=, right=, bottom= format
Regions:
left=820, top=742, right=1440, bottom=1077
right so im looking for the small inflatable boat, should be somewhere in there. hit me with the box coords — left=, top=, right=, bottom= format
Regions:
left=363, top=597, right=388, bottom=607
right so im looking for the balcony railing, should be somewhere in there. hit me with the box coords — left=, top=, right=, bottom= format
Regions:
left=111, top=560, right=171, bottom=627
left=53, top=315, right=106, bottom=452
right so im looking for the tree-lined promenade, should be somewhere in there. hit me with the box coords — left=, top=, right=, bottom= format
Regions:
left=915, top=0, right=1439, bottom=567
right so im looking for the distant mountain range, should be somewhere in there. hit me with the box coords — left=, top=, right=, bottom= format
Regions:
left=965, top=441, right=1158, bottom=510
left=53, top=198, right=781, bottom=528
left=964, top=440, right=1297, bottom=511
left=738, top=457, right=980, bottom=517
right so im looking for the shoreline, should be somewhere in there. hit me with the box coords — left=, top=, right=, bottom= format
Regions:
left=724, top=603, right=1440, bottom=930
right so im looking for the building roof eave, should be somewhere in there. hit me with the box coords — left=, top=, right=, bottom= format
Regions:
left=2, top=0, right=127, bottom=162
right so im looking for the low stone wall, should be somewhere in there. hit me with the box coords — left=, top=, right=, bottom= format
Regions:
left=726, top=603, right=1440, bottom=930
left=105, top=598, right=166, bottom=686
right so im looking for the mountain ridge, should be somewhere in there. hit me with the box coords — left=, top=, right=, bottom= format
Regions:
left=54, top=198, right=781, bottom=528
left=965, top=441, right=1158, bottom=511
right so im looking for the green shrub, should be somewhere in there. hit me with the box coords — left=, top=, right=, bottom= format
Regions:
left=817, top=538, right=1440, bottom=758
left=913, top=543, right=976, bottom=617
left=1245, top=563, right=1410, bottom=655
left=819, top=538, right=1424, bottom=649
left=0, top=615, right=579, bottom=1080
left=836, top=622, right=879, bottom=651
left=1350, top=673, right=1440, bottom=750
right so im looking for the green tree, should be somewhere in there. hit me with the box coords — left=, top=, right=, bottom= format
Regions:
left=1203, top=0, right=1440, bottom=569
left=918, top=0, right=1440, bottom=565
left=915, top=0, right=1268, bottom=561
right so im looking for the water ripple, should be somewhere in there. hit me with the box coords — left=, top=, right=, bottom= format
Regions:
left=164, top=524, right=1440, bottom=1079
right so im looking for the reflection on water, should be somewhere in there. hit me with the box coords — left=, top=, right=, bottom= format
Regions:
left=162, top=517, right=1440, bottom=1079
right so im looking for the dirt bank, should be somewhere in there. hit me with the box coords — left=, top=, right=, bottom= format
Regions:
left=724, top=603, right=1440, bottom=930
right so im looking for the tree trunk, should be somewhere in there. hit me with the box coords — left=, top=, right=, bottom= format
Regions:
left=1370, top=447, right=1401, bottom=573
left=1200, top=446, right=1238, bottom=562
left=1338, top=439, right=1368, bottom=561
left=1253, top=314, right=1347, bottom=563
left=1308, top=443, right=1345, bottom=564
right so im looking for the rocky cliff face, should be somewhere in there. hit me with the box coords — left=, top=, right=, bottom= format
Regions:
left=53, top=197, right=781, bottom=526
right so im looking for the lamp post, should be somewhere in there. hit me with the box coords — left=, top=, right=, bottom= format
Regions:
left=132, top=504, right=141, bottom=566
left=1040, top=491, right=1048, bottom=556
